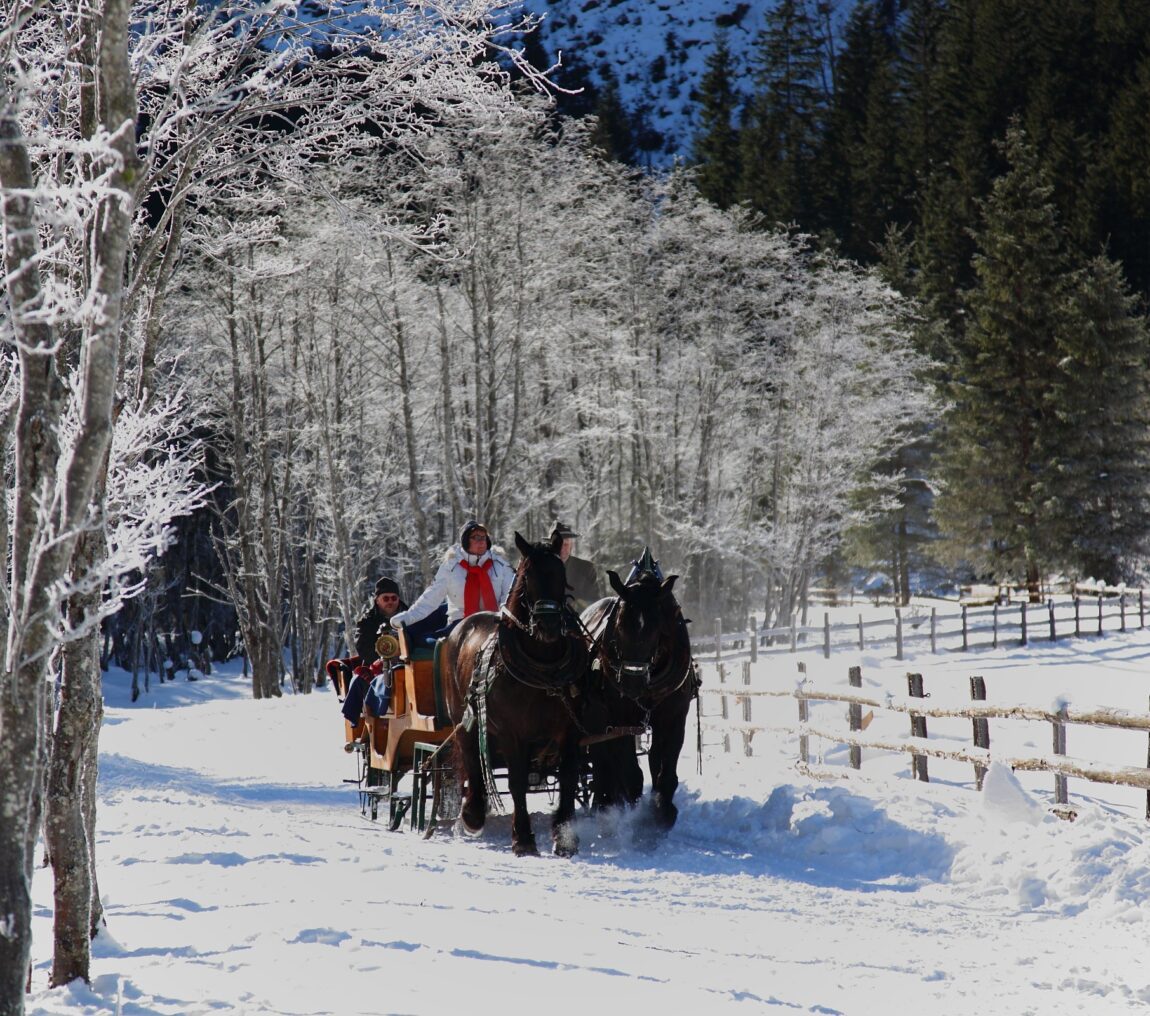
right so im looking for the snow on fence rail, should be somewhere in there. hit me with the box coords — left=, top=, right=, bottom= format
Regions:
left=696, top=660, right=1150, bottom=821
left=695, top=589, right=1149, bottom=663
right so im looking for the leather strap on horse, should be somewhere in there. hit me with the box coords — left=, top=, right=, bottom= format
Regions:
left=470, top=631, right=506, bottom=815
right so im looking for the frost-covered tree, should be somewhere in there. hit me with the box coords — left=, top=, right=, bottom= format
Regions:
left=1, top=0, right=554, bottom=1002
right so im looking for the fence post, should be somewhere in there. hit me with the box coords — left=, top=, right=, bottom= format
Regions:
left=714, top=617, right=722, bottom=666
left=848, top=665, right=862, bottom=770
left=741, top=661, right=753, bottom=756
left=823, top=612, right=831, bottom=659
left=1020, top=602, right=1028, bottom=646
left=790, top=617, right=797, bottom=653
left=907, top=672, right=928, bottom=782
left=1141, top=590, right=1146, bottom=629
left=857, top=614, right=864, bottom=652
left=992, top=602, right=998, bottom=649
left=1053, top=705, right=1068, bottom=806
left=969, top=676, right=989, bottom=790
left=797, top=661, right=809, bottom=765
left=1098, top=595, right=1104, bottom=636
left=1048, top=599, right=1056, bottom=641
left=749, top=622, right=758, bottom=663
left=1074, top=596, right=1081, bottom=638
left=930, top=607, right=937, bottom=654
left=962, top=604, right=968, bottom=651
left=1121, top=593, right=1127, bottom=633
left=719, top=662, right=728, bottom=720
left=895, top=607, right=903, bottom=661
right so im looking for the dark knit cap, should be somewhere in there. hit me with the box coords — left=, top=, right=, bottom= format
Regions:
left=374, top=577, right=400, bottom=597
left=459, top=520, right=490, bottom=549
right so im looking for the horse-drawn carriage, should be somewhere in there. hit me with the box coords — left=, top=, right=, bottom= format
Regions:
left=338, top=534, right=700, bottom=855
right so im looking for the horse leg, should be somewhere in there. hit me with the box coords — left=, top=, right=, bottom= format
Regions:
left=456, top=726, right=487, bottom=834
left=647, top=703, right=688, bottom=831
left=551, top=739, right=580, bottom=857
left=506, top=750, right=537, bottom=856
left=620, top=738, right=644, bottom=805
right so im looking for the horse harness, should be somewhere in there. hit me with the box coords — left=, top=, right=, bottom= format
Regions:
left=461, top=619, right=592, bottom=805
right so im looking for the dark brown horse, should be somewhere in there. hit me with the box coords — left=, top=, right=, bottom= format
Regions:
left=440, top=531, right=589, bottom=856
left=581, top=553, right=698, bottom=831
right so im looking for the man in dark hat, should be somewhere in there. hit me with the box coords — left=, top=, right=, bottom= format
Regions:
left=550, top=520, right=602, bottom=612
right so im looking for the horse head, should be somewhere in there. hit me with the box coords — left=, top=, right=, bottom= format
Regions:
left=507, top=530, right=569, bottom=643
left=604, top=568, right=679, bottom=699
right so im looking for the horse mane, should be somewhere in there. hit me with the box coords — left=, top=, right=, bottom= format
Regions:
left=502, top=554, right=531, bottom=623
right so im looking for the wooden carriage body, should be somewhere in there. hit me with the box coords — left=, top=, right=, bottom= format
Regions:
left=341, top=620, right=602, bottom=834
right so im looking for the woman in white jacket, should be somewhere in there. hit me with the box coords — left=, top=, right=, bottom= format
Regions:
left=389, top=520, right=515, bottom=637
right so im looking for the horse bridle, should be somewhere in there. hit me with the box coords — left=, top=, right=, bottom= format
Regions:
left=595, top=597, right=693, bottom=700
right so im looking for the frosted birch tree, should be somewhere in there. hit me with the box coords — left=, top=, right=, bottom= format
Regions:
left=2, top=0, right=555, bottom=1003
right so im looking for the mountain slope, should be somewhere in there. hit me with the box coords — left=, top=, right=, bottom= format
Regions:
left=521, top=0, right=769, bottom=164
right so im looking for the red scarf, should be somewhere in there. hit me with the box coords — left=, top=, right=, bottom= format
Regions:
left=459, top=557, right=497, bottom=615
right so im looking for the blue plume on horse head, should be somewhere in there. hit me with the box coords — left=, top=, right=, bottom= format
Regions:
left=624, top=546, right=664, bottom=585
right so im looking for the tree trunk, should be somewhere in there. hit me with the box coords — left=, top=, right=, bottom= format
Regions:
left=45, top=579, right=104, bottom=986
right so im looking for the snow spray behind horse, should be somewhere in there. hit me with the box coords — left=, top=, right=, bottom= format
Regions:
left=439, top=531, right=590, bottom=856
left=580, top=548, right=699, bottom=831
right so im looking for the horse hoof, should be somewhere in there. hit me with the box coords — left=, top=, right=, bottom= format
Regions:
left=512, top=838, right=539, bottom=857
left=461, top=803, right=486, bottom=835
left=552, top=827, right=579, bottom=858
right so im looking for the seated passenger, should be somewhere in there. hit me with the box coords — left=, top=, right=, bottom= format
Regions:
left=389, top=520, right=515, bottom=641
left=326, top=576, right=407, bottom=700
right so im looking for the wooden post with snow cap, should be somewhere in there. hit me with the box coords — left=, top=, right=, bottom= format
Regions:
left=848, top=665, right=863, bottom=770
left=970, top=676, right=989, bottom=790
left=895, top=607, right=903, bottom=661
left=907, top=672, right=928, bottom=782
left=1053, top=704, right=1069, bottom=806
left=797, top=661, right=809, bottom=765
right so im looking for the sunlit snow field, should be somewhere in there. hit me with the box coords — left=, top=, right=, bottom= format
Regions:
left=26, top=614, right=1150, bottom=1015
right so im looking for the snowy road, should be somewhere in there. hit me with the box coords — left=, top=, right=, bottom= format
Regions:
left=28, top=640, right=1150, bottom=1015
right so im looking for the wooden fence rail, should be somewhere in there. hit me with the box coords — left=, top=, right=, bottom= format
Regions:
left=698, top=661, right=1150, bottom=819
left=696, top=590, right=1149, bottom=663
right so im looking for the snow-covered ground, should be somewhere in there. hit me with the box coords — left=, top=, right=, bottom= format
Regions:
left=27, top=625, right=1150, bottom=1015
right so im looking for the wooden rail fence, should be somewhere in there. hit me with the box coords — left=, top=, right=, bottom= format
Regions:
left=698, top=660, right=1150, bottom=820
left=697, top=589, right=1149, bottom=663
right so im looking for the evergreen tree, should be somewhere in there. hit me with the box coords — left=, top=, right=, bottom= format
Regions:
left=691, top=33, right=742, bottom=209
left=738, top=0, right=831, bottom=227
left=825, top=0, right=905, bottom=261
left=1046, top=254, right=1150, bottom=581
left=934, top=125, right=1150, bottom=592
left=587, top=66, right=638, bottom=164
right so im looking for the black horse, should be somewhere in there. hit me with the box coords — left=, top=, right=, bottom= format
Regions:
left=581, top=551, right=698, bottom=831
left=440, top=531, right=589, bottom=856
